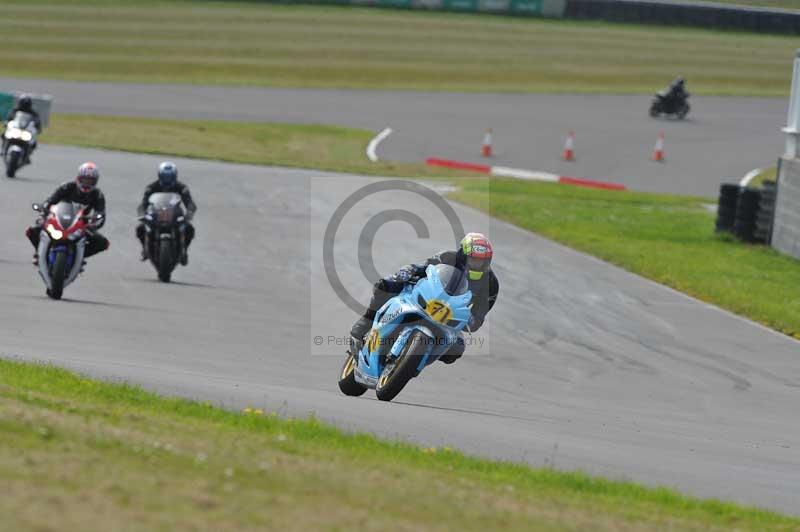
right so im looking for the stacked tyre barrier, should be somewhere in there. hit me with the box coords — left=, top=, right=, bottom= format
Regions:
left=734, top=188, right=761, bottom=243
left=755, top=182, right=777, bottom=244
left=564, top=0, right=800, bottom=35
left=715, top=183, right=776, bottom=244
left=715, top=184, right=739, bottom=233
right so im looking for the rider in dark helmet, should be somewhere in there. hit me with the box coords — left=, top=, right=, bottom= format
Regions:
left=5, top=94, right=43, bottom=162
left=136, top=161, right=197, bottom=265
left=665, top=77, right=689, bottom=105
left=26, top=162, right=109, bottom=265
left=349, top=232, right=499, bottom=364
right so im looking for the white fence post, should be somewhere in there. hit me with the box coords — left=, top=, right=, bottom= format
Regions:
left=784, top=49, right=800, bottom=159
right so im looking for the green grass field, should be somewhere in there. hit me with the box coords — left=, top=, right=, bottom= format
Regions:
left=1, top=0, right=795, bottom=95
left=41, top=113, right=800, bottom=338
left=1, top=358, right=797, bottom=531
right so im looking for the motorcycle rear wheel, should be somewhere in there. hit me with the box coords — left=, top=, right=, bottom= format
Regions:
left=375, top=331, right=427, bottom=402
left=157, top=239, right=174, bottom=283
left=338, top=351, right=368, bottom=397
left=48, top=251, right=67, bottom=300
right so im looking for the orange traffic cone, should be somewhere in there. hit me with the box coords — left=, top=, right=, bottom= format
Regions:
left=652, top=131, right=665, bottom=162
left=562, top=131, right=575, bottom=161
left=481, top=128, right=493, bottom=158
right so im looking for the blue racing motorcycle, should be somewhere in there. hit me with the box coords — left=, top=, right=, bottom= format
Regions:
left=338, top=264, right=472, bottom=402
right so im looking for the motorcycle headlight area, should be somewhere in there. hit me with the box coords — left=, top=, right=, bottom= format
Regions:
left=46, top=225, right=63, bottom=240
left=4, top=128, right=22, bottom=140
left=20, top=131, right=32, bottom=142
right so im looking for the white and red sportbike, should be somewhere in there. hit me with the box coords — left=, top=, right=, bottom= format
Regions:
left=32, top=201, right=98, bottom=300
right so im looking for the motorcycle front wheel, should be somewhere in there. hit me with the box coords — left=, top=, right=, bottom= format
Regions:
left=48, top=251, right=67, bottom=300
left=5, top=150, right=20, bottom=178
left=338, top=351, right=368, bottom=397
left=157, top=239, right=174, bottom=283
left=677, top=102, right=690, bottom=119
left=375, top=331, right=427, bottom=402
left=649, top=104, right=660, bottom=118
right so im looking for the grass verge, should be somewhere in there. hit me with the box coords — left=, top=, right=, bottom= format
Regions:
left=452, top=179, right=800, bottom=339
left=1, top=357, right=797, bottom=531
left=747, top=166, right=778, bottom=188
left=1, top=0, right=796, bottom=95
left=41, top=114, right=460, bottom=178
left=41, top=113, right=800, bottom=338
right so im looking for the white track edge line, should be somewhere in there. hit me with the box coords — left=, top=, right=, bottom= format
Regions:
left=491, top=166, right=560, bottom=182
left=366, top=127, right=393, bottom=162
left=739, top=167, right=763, bottom=187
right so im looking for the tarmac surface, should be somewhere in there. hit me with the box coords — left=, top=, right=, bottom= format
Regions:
left=0, top=77, right=789, bottom=196
left=1, top=145, right=798, bottom=514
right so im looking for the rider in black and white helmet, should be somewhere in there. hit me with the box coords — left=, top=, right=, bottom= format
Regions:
left=136, top=161, right=197, bottom=264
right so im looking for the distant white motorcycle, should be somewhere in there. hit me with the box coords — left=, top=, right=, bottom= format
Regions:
left=2, top=111, right=38, bottom=178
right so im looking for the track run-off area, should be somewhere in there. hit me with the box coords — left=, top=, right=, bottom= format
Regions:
left=0, top=77, right=787, bottom=196
left=1, top=144, right=798, bottom=514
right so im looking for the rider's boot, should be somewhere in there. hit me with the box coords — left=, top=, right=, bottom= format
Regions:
left=140, top=247, right=148, bottom=261
left=180, top=248, right=188, bottom=266
left=32, top=253, right=38, bottom=266
left=348, top=335, right=363, bottom=358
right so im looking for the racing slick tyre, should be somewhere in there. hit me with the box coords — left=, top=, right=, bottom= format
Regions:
left=48, top=251, right=67, bottom=300
left=5, top=150, right=20, bottom=178
left=375, top=331, right=427, bottom=402
left=338, top=351, right=367, bottom=397
left=157, top=239, right=173, bottom=283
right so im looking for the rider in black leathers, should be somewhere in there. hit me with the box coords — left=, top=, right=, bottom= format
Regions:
left=136, top=161, right=197, bottom=265
left=660, top=77, right=689, bottom=108
left=350, top=233, right=499, bottom=364
left=26, top=162, right=109, bottom=265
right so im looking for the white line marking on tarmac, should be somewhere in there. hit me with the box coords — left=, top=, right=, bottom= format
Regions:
left=366, top=127, right=393, bottom=162
left=740, top=167, right=763, bottom=187
left=491, top=166, right=559, bottom=182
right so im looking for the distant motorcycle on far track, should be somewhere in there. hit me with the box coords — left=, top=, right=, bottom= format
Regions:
left=649, top=91, right=690, bottom=120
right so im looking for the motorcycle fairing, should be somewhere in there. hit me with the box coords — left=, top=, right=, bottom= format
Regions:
left=37, top=233, right=86, bottom=291
left=354, top=264, right=472, bottom=387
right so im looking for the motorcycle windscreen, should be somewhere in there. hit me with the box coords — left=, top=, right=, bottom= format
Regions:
left=415, top=264, right=472, bottom=328
left=52, top=202, right=79, bottom=230
left=11, top=111, right=33, bottom=130
left=148, top=192, right=183, bottom=223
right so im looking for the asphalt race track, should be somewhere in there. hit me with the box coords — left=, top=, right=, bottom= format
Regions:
left=0, top=77, right=788, bottom=196
left=1, top=145, right=799, bottom=514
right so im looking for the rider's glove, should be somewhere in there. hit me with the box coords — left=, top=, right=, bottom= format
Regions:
left=88, top=213, right=104, bottom=230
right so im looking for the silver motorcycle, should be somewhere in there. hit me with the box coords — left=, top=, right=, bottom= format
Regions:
left=3, top=111, right=38, bottom=178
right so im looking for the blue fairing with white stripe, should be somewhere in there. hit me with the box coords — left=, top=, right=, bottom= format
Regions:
left=354, top=264, right=472, bottom=388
